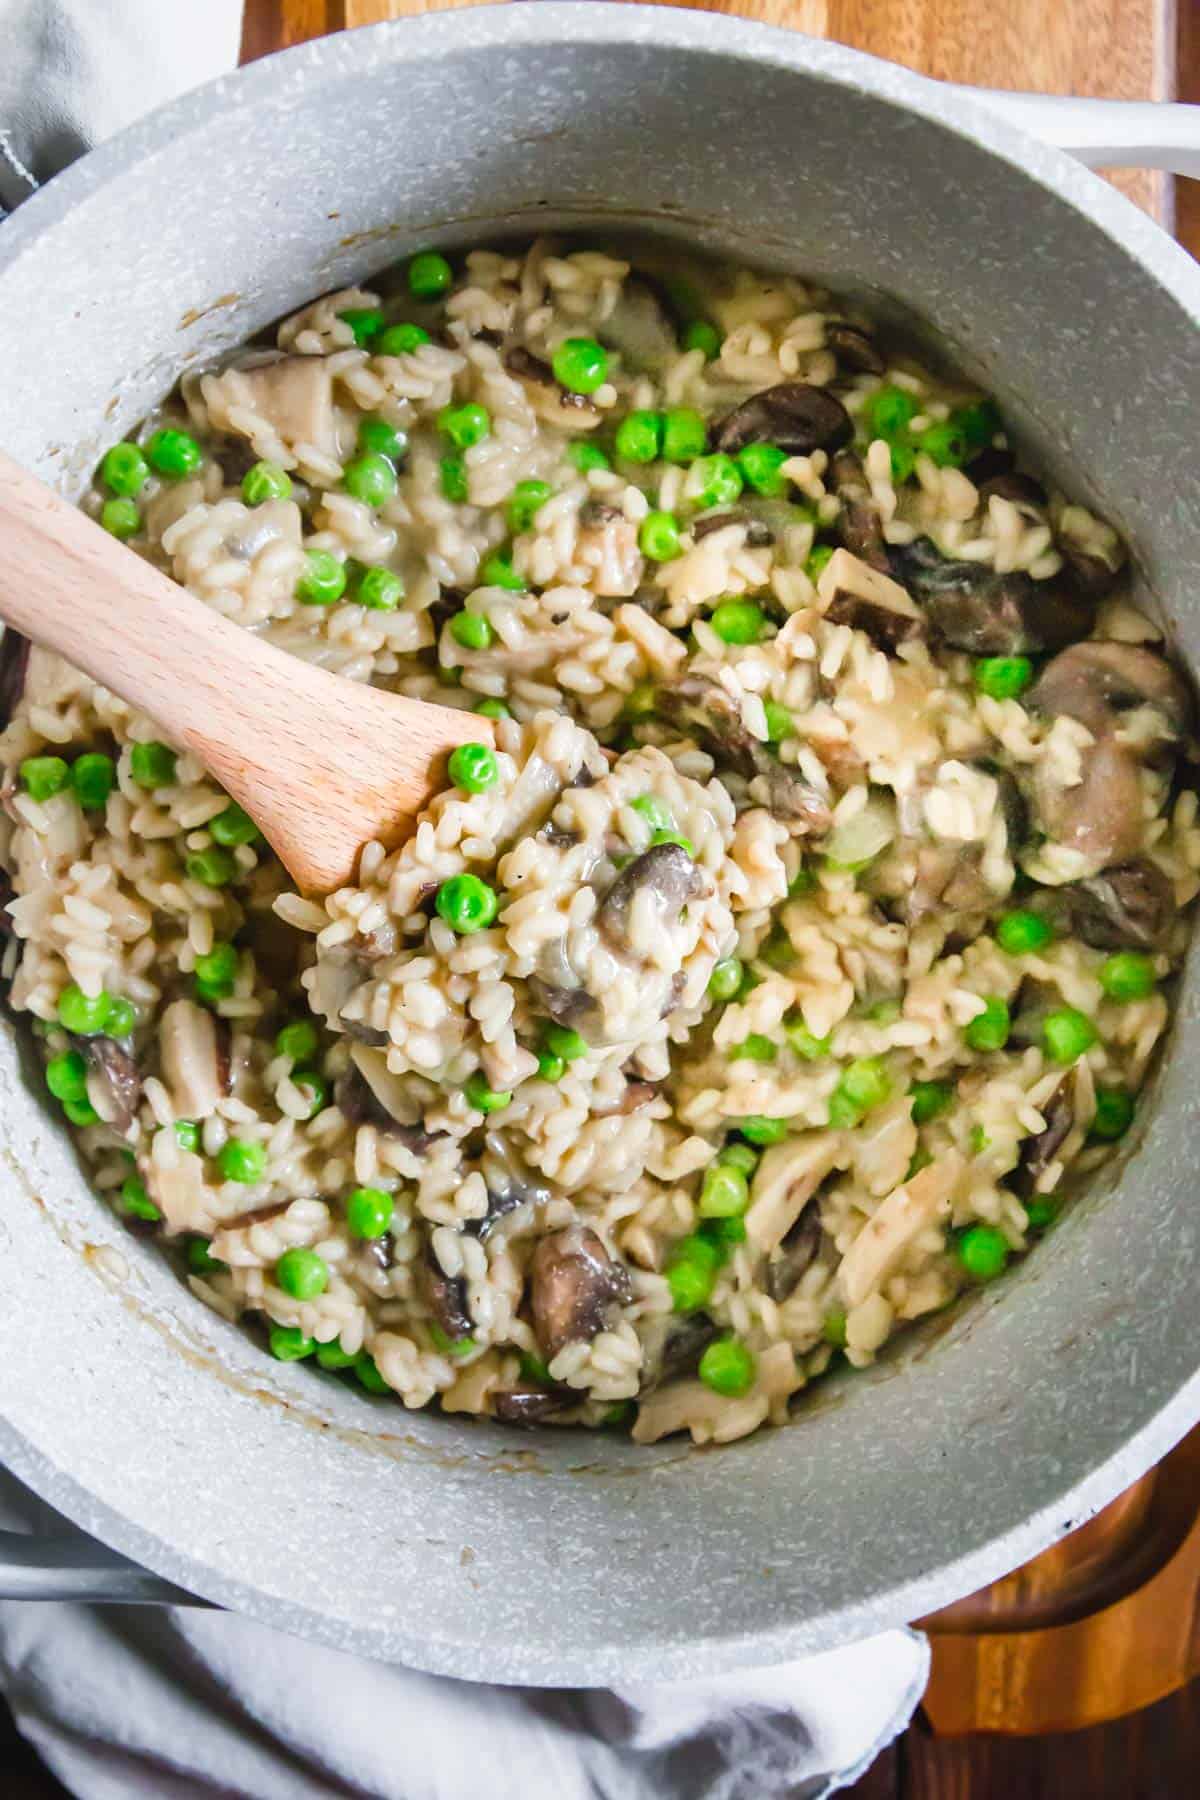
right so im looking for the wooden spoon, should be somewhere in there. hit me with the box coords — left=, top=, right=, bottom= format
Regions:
left=0, top=449, right=491, bottom=893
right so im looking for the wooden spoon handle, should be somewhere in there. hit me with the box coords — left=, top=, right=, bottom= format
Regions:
left=0, top=449, right=486, bottom=892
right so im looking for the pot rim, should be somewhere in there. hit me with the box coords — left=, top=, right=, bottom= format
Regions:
left=2, top=3, right=1200, bottom=1680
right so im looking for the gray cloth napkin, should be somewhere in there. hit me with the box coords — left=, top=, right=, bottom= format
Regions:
left=0, top=4, right=929, bottom=1793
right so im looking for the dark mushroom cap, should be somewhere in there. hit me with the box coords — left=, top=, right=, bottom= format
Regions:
left=1013, top=1078, right=1074, bottom=1197
left=1028, top=641, right=1192, bottom=746
left=825, top=321, right=885, bottom=375
left=711, top=382, right=853, bottom=457
left=421, top=1241, right=473, bottom=1342
left=655, top=676, right=831, bottom=830
left=597, top=842, right=702, bottom=952
left=1033, top=736, right=1146, bottom=869
left=493, top=1387, right=572, bottom=1426
left=1066, top=859, right=1175, bottom=950
left=78, top=1035, right=142, bottom=1133
left=764, top=1205, right=822, bottom=1302
left=638, top=1312, right=720, bottom=1393
left=894, top=537, right=1093, bottom=656
left=529, top=1225, right=632, bottom=1361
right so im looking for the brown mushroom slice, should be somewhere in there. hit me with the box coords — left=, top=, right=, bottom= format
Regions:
left=829, top=451, right=892, bottom=574
left=1028, top=641, right=1192, bottom=749
left=1065, top=859, right=1175, bottom=950
left=596, top=842, right=702, bottom=954
left=159, top=999, right=225, bottom=1121
left=421, top=1241, right=473, bottom=1343
left=894, top=537, right=1093, bottom=655
left=638, top=1312, right=720, bottom=1392
left=764, top=1205, right=822, bottom=1302
left=1013, top=1079, right=1074, bottom=1197
left=1032, top=735, right=1146, bottom=868
left=575, top=502, right=644, bottom=597
left=0, top=629, right=30, bottom=730
left=334, top=1065, right=440, bottom=1151
left=529, top=1225, right=633, bottom=1362
left=230, top=355, right=338, bottom=459
left=80, top=1036, right=142, bottom=1133
left=493, top=1387, right=572, bottom=1426
left=655, top=675, right=832, bottom=830
left=825, top=321, right=885, bottom=375
left=504, top=346, right=602, bottom=433
left=745, top=1133, right=840, bottom=1256
left=816, top=547, right=923, bottom=651
left=711, top=382, right=853, bottom=457
left=692, top=496, right=813, bottom=548
left=978, top=471, right=1047, bottom=513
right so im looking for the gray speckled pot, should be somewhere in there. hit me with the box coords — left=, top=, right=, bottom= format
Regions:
left=1, top=4, right=1199, bottom=1686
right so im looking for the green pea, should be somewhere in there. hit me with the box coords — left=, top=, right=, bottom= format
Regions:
left=784, top=1015, right=830, bottom=1060
left=407, top=252, right=453, bottom=299
left=46, top=1051, right=89, bottom=1102
left=146, top=428, right=203, bottom=480
left=964, top=997, right=1011, bottom=1053
left=698, top=1336, right=757, bottom=1397
left=737, top=1116, right=789, bottom=1146
left=707, top=957, right=743, bottom=1002
left=448, top=742, right=499, bottom=793
left=698, top=1163, right=750, bottom=1220
left=682, top=320, right=721, bottom=360
left=241, top=461, right=292, bottom=505
left=805, top=544, right=834, bottom=584
left=101, top=497, right=141, bottom=539
left=889, top=440, right=917, bottom=484
left=730, top=1034, right=777, bottom=1063
left=789, top=863, right=816, bottom=896
left=449, top=610, right=494, bottom=650
left=717, top=1142, right=759, bottom=1176
left=269, top=1324, right=316, bottom=1361
left=435, top=872, right=499, bottom=934
left=275, top=1020, right=319, bottom=1063
left=508, top=479, right=554, bottom=533
left=355, top=1351, right=390, bottom=1392
left=357, top=565, right=405, bottom=610
left=346, top=1186, right=395, bottom=1239
left=334, top=307, right=382, bottom=348
left=615, top=410, right=663, bottom=464
left=536, top=1048, right=566, bottom=1083
left=519, top=1351, right=554, bottom=1386
left=1091, top=1086, right=1135, bottom=1141
left=975, top=656, right=1035, bottom=701
left=910, top=1080, right=953, bottom=1124
left=358, top=416, right=407, bottom=460
left=294, top=1070, right=329, bottom=1118
left=377, top=322, right=431, bottom=356
left=629, top=793, right=673, bottom=834
left=996, top=909, right=1053, bottom=955
left=100, top=443, right=149, bottom=497
left=950, top=398, right=1003, bottom=453
left=71, top=753, right=115, bottom=811
left=823, top=1308, right=848, bottom=1348
left=1042, top=1006, right=1098, bottom=1064
left=865, top=386, right=918, bottom=440
left=623, top=681, right=657, bottom=722
left=702, top=1216, right=747, bottom=1249
left=429, top=1324, right=476, bottom=1358
left=440, top=454, right=468, bottom=502
left=475, top=697, right=511, bottom=720
left=63, top=1095, right=100, bottom=1127
left=665, top=1234, right=722, bottom=1312
left=1099, top=952, right=1157, bottom=1002
left=840, top=1056, right=892, bottom=1115
left=186, top=847, right=237, bottom=888
left=316, top=1339, right=359, bottom=1369
left=210, top=802, right=261, bottom=847
left=117, top=1176, right=161, bottom=1222
left=709, top=600, right=766, bottom=645
left=1024, top=1197, right=1058, bottom=1231
left=662, top=408, right=707, bottom=464
left=762, top=700, right=793, bottom=743
left=567, top=441, right=610, bottom=474
left=969, top=1124, right=991, bottom=1157
left=552, top=337, right=608, bottom=395
left=20, top=756, right=69, bottom=802
left=738, top=442, right=788, bottom=497
left=343, top=452, right=398, bottom=507
left=688, top=453, right=743, bottom=511
left=186, top=1234, right=225, bottom=1274
left=543, top=1022, right=587, bottom=1063
left=478, top=551, right=526, bottom=592
left=650, top=829, right=694, bottom=856
left=915, top=421, right=969, bottom=468
left=639, top=510, right=682, bottom=562
left=296, top=549, right=348, bottom=606
left=957, top=1224, right=1009, bottom=1281
left=57, top=985, right=111, bottom=1035
left=175, top=1120, right=202, bottom=1154
left=438, top=402, right=491, bottom=450
left=438, top=665, right=462, bottom=687
left=217, top=1139, right=267, bottom=1184
left=129, top=741, right=177, bottom=788
left=276, top=1246, right=328, bottom=1299
left=464, top=1069, right=512, bottom=1114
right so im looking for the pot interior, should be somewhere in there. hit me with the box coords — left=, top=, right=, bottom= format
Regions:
left=1, top=10, right=1199, bottom=1682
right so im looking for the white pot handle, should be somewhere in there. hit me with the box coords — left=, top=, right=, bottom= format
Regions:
left=950, top=89, right=1200, bottom=178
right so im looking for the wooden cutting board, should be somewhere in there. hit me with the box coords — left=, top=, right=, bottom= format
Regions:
left=242, top=0, right=1200, bottom=1734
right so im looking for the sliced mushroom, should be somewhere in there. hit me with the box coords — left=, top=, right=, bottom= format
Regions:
left=829, top=451, right=891, bottom=574
left=978, top=471, right=1047, bottom=512
left=575, top=501, right=644, bottom=598
left=711, top=382, right=853, bottom=457
left=825, top=321, right=885, bottom=375
left=596, top=842, right=701, bottom=953
left=893, top=537, right=1094, bottom=655
left=638, top=1312, right=719, bottom=1393
left=0, top=629, right=30, bottom=730
left=1033, top=736, right=1146, bottom=868
left=312, top=948, right=388, bottom=1046
left=1065, top=859, right=1175, bottom=950
left=229, top=355, right=337, bottom=458
left=159, top=999, right=225, bottom=1120
left=529, top=1225, right=633, bottom=1361
left=1013, top=1079, right=1074, bottom=1196
left=764, top=1205, right=822, bottom=1302
left=493, top=1388, right=571, bottom=1426
left=79, top=1035, right=142, bottom=1133
left=504, top=346, right=601, bottom=433
left=337, top=1050, right=442, bottom=1150
left=222, top=498, right=301, bottom=564
left=655, top=675, right=831, bottom=829
left=692, top=496, right=815, bottom=550
left=526, top=973, right=598, bottom=1031
left=840, top=1154, right=963, bottom=1309
left=1028, top=642, right=1192, bottom=749
left=745, top=1134, right=840, bottom=1255
left=421, top=1241, right=473, bottom=1342
left=817, top=546, right=923, bottom=651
